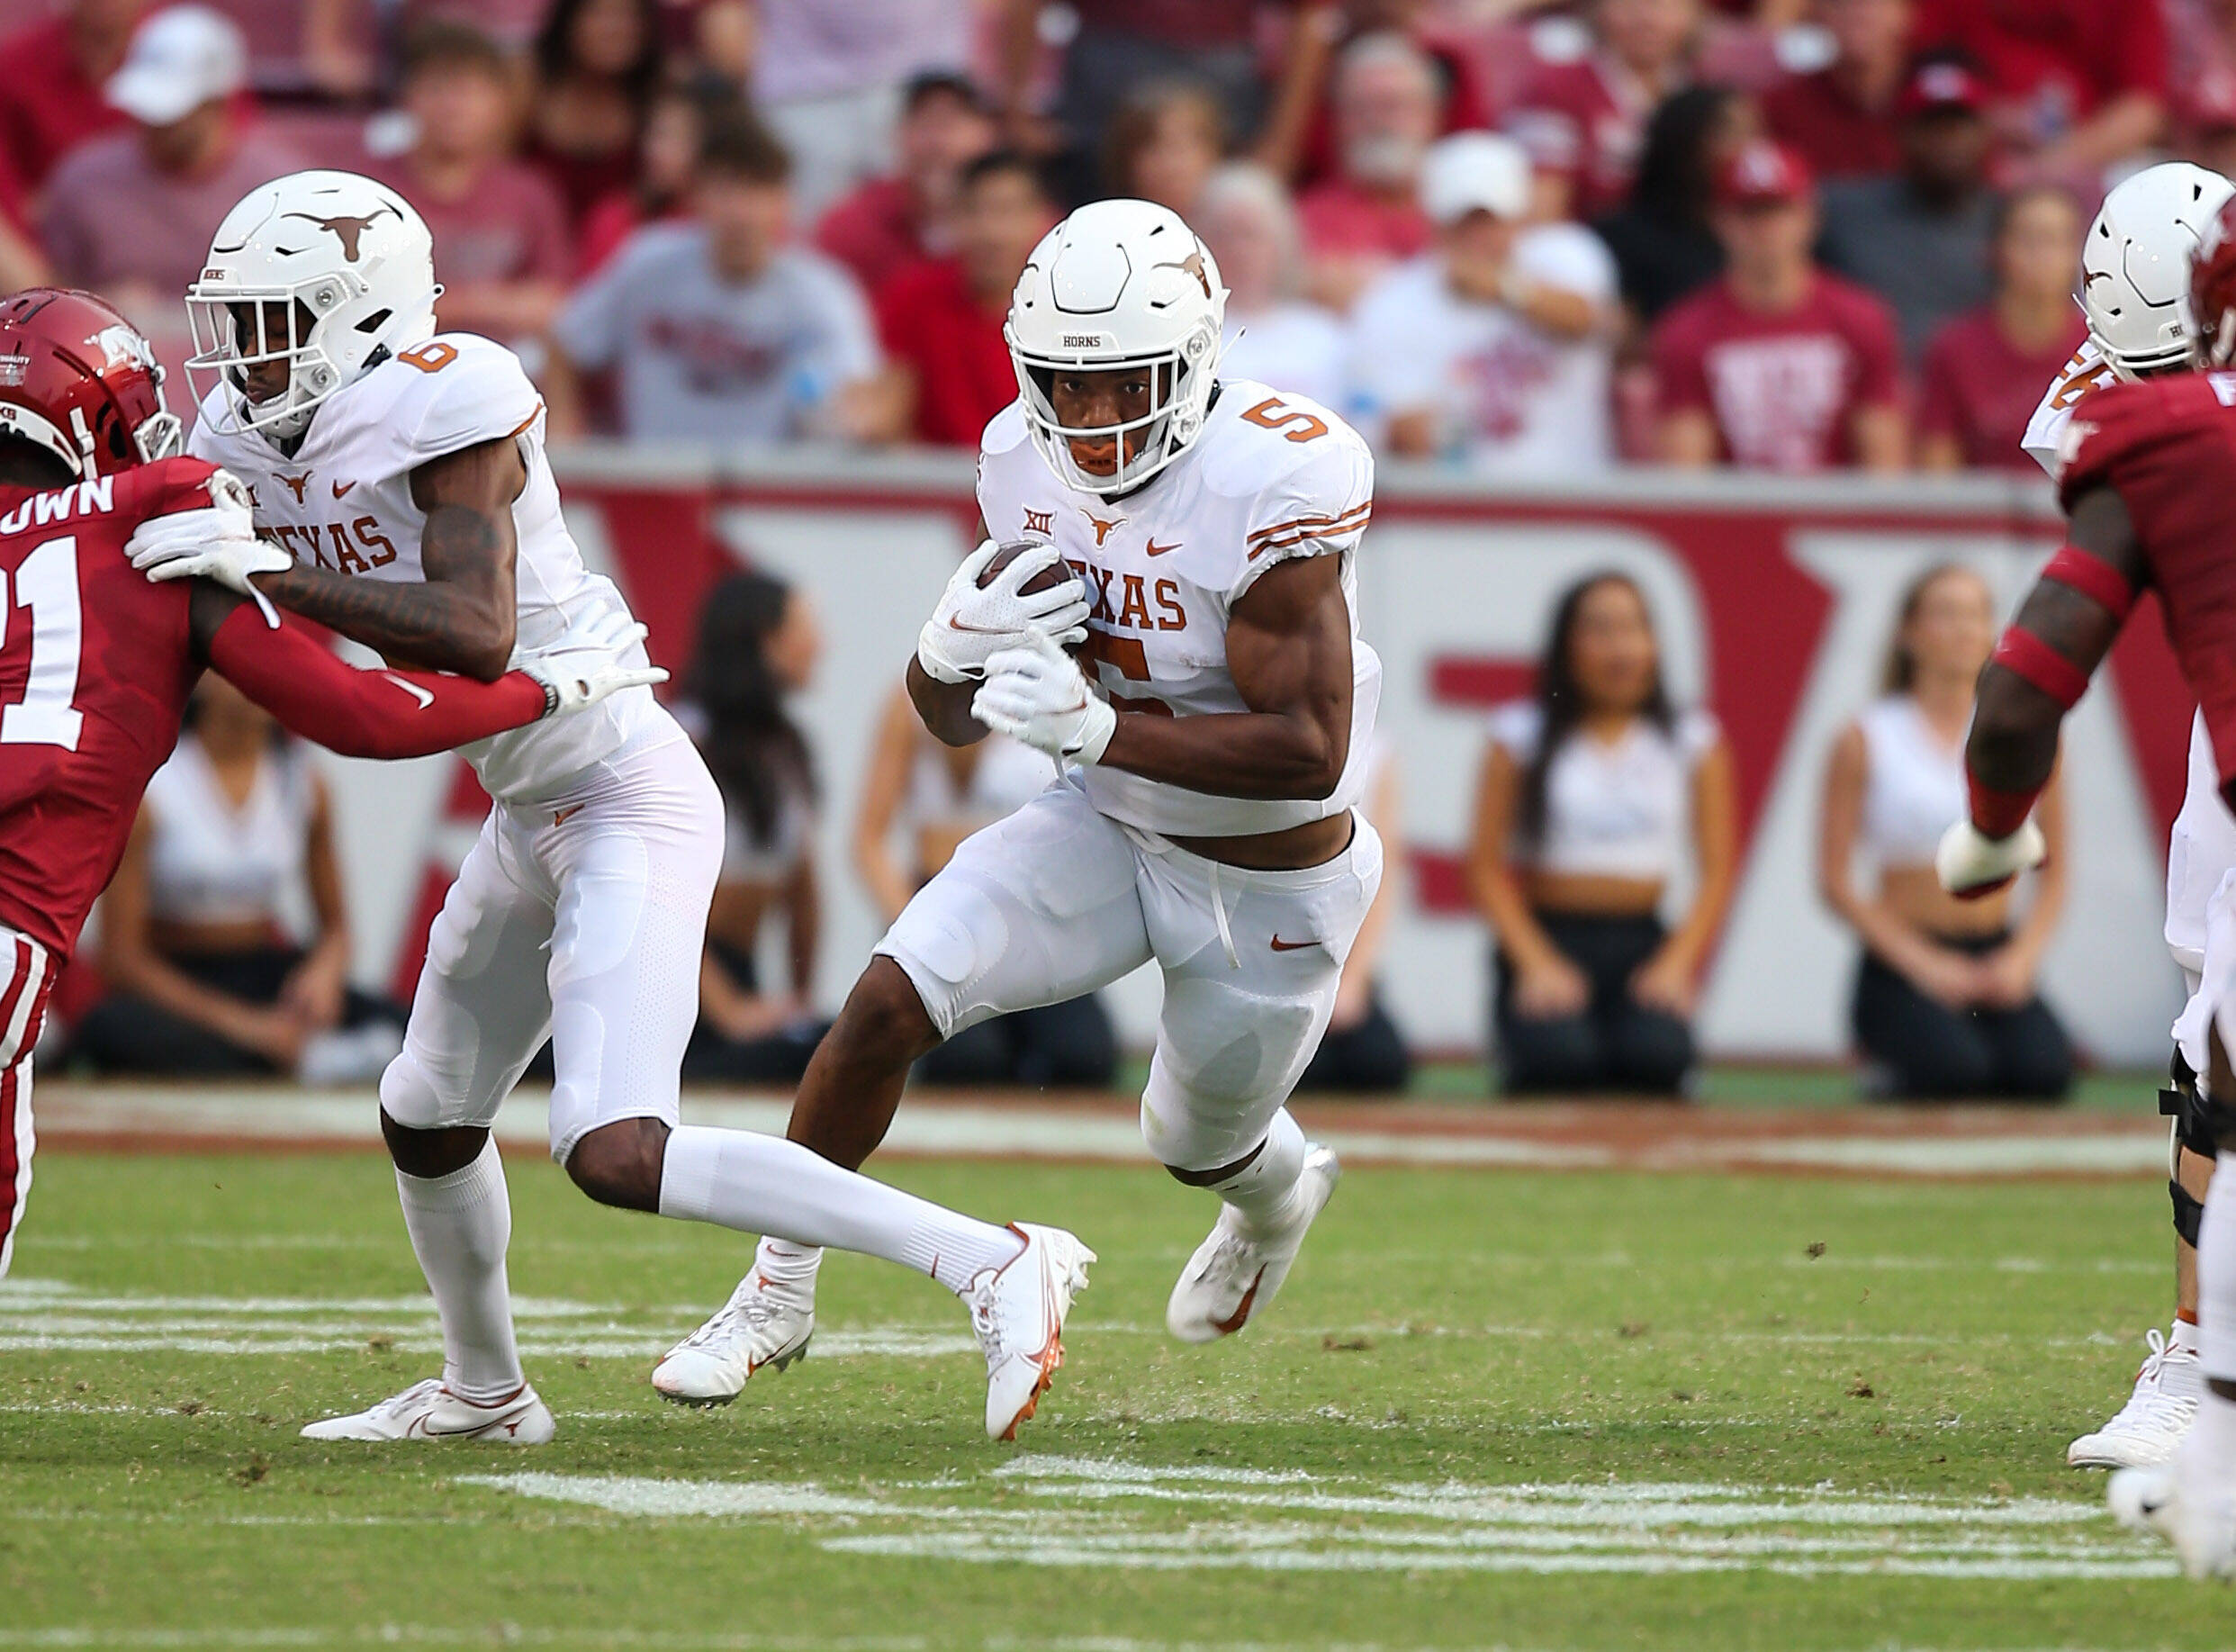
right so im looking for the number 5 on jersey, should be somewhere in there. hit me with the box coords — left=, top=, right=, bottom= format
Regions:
left=0, top=535, right=84, bottom=750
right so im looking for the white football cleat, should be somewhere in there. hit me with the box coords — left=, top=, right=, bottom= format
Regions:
left=2110, top=1457, right=2236, bottom=1579
left=1167, top=1143, right=1339, bottom=1344
left=969, top=1222, right=1095, bottom=1441
left=300, top=1377, right=554, bottom=1444
left=652, top=1270, right=816, bottom=1406
left=2069, top=1328, right=2203, bottom=1468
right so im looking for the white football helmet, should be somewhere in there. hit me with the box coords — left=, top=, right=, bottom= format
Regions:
left=2081, top=162, right=2235, bottom=380
left=185, top=169, right=443, bottom=441
left=1005, top=198, right=1228, bottom=497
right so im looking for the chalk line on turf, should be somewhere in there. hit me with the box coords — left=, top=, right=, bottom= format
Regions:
left=452, top=1454, right=2177, bottom=1582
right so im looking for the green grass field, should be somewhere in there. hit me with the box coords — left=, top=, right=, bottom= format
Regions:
left=1, top=1143, right=2219, bottom=1650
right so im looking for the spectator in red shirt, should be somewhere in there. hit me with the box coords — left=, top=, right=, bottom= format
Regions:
left=1910, top=0, right=2165, bottom=181
left=0, top=0, right=140, bottom=201
left=871, top=150, right=1059, bottom=447
left=2169, top=0, right=2236, bottom=177
left=526, top=0, right=665, bottom=230
left=1760, top=0, right=1911, bottom=182
left=1652, top=138, right=1907, bottom=471
left=1101, top=79, right=1226, bottom=223
left=41, top=6, right=302, bottom=331
left=1298, top=31, right=1444, bottom=311
left=580, top=78, right=740, bottom=277
left=1915, top=183, right=2086, bottom=472
left=814, top=72, right=996, bottom=301
left=1507, top=0, right=1704, bottom=223
left=369, top=22, right=572, bottom=348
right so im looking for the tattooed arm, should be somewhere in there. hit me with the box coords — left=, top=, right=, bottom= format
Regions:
left=250, top=437, right=523, bottom=682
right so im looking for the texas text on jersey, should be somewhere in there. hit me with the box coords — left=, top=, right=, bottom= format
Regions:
left=976, top=377, right=1381, bottom=840
left=189, top=331, right=658, bottom=803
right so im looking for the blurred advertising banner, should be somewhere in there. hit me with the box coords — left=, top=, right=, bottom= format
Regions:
left=317, top=450, right=2189, bottom=1066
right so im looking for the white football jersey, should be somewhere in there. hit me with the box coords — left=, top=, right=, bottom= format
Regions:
left=2020, top=336, right=2113, bottom=478
left=189, top=333, right=659, bottom=802
left=2020, top=338, right=2236, bottom=972
left=977, top=378, right=1381, bottom=839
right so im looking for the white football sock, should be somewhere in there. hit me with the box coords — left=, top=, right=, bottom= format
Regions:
left=1209, top=1107, right=1308, bottom=1233
left=2198, top=1151, right=2236, bottom=1387
left=658, top=1124, right=1019, bottom=1295
left=2174, top=1315, right=2204, bottom=1358
left=395, top=1139, right=523, bottom=1404
left=754, top=1235, right=824, bottom=1288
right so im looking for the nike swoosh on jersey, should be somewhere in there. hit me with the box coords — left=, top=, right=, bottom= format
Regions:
left=331, top=480, right=356, bottom=497
left=382, top=673, right=435, bottom=709
left=1268, top=936, right=1315, bottom=952
left=1146, top=538, right=1182, bottom=556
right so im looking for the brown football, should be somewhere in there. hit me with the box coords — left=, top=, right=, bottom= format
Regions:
left=977, top=539, right=1075, bottom=597
left=977, top=541, right=1087, bottom=653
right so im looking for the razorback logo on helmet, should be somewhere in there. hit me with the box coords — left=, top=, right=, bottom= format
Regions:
left=92, top=325, right=157, bottom=375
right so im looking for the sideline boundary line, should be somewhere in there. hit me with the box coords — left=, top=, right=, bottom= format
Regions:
left=28, top=1084, right=2168, bottom=1179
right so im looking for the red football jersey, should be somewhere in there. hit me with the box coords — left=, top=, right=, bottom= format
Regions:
left=2060, top=372, right=2236, bottom=796
left=0, top=456, right=222, bottom=958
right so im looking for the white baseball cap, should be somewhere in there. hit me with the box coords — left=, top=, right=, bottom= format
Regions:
left=105, top=5, right=248, bottom=127
left=1420, top=131, right=1532, bottom=226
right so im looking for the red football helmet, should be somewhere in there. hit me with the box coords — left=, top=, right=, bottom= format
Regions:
left=0, top=288, right=182, bottom=479
left=2191, top=197, right=2236, bottom=370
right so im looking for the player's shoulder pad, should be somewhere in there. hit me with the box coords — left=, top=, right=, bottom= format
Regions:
left=364, top=333, right=543, bottom=467
left=2057, top=373, right=2236, bottom=512
left=1199, top=380, right=1372, bottom=498
left=119, top=454, right=230, bottom=520
left=184, top=384, right=239, bottom=464
left=1202, top=378, right=1375, bottom=547
left=980, top=398, right=1029, bottom=457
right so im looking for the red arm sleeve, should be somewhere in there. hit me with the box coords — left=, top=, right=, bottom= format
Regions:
left=205, top=603, right=547, bottom=758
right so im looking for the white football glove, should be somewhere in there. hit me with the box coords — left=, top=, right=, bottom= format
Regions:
left=972, top=631, right=1115, bottom=764
left=518, top=609, right=670, bottom=716
left=1935, top=817, right=2047, bottom=900
left=916, top=539, right=1090, bottom=684
left=127, top=471, right=293, bottom=600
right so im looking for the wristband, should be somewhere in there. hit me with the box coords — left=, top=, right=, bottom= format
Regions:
left=1968, top=772, right=2039, bottom=840
left=1991, top=626, right=2089, bottom=709
left=2042, top=546, right=2138, bottom=622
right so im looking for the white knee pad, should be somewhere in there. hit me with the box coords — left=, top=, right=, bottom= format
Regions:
left=378, top=1044, right=502, bottom=1134
left=1141, top=972, right=1326, bottom=1172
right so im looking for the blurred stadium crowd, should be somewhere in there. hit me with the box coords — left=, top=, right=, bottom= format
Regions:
left=0, top=0, right=2211, bottom=475
left=2, top=0, right=2173, bottom=1099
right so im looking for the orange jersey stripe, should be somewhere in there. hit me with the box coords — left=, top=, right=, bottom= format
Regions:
left=1245, top=502, right=1373, bottom=559
left=1246, top=500, right=1375, bottom=545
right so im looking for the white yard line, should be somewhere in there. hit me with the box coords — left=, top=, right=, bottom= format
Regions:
left=456, top=1458, right=2175, bottom=1584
